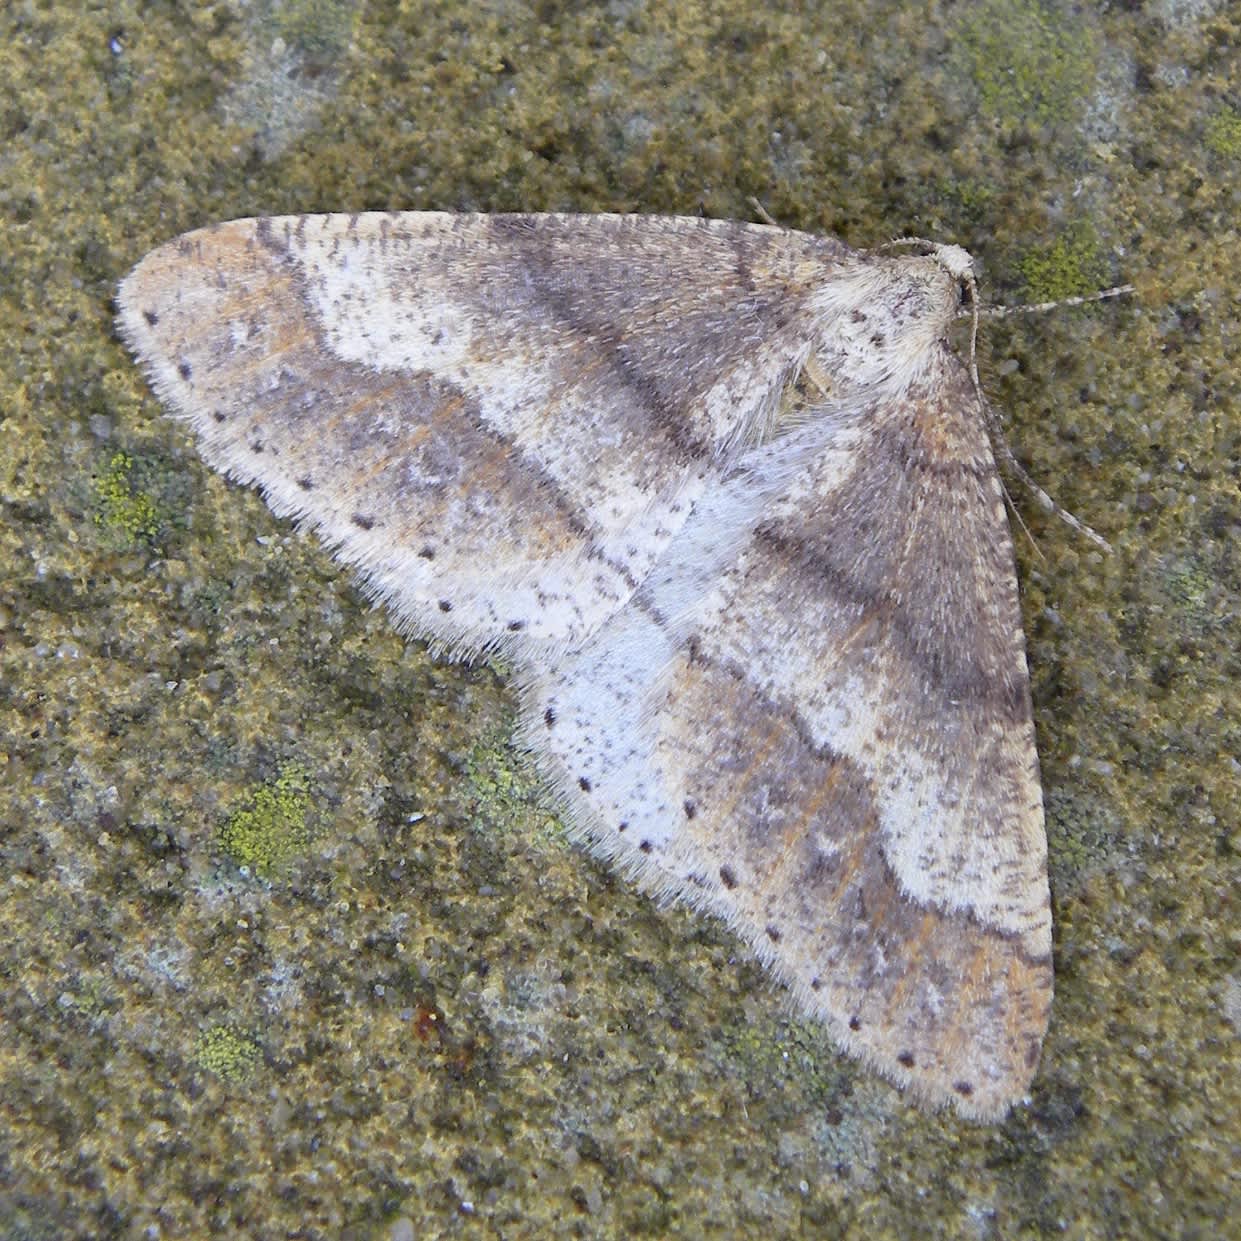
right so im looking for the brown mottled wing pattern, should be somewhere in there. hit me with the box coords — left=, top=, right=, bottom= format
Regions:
left=532, top=349, right=1051, bottom=1120
left=120, top=212, right=1053, bottom=1119
left=117, top=213, right=848, bottom=654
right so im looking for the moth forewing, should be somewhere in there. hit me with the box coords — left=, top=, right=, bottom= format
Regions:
left=119, top=212, right=1059, bottom=1120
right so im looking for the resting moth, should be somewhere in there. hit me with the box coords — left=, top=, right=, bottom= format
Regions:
left=118, top=211, right=1081, bottom=1120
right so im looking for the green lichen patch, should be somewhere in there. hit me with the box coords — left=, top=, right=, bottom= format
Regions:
left=1205, top=107, right=1241, bottom=159
left=92, top=450, right=160, bottom=544
left=1018, top=224, right=1111, bottom=302
left=934, top=177, right=997, bottom=229
left=194, top=1024, right=262, bottom=1084
left=720, top=1008, right=853, bottom=1110
left=953, top=0, right=1097, bottom=129
left=219, top=762, right=314, bottom=875
left=461, top=724, right=565, bottom=851
left=57, top=974, right=118, bottom=1024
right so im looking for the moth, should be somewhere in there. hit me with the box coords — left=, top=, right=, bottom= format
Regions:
left=118, top=211, right=1067, bottom=1120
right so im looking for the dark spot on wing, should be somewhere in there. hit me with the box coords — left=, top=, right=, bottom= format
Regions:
left=143, top=309, right=159, bottom=326
left=352, top=514, right=375, bottom=530
left=578, top=776, right=592, bottom=792
left=897, top=1051, right=915, bottom=1068
left=297, top=476, right=315, bottom=491
left=719, top=866, right=737, bottom=889
left=438, top=600, right=452, bottom=612
left=178, top=360, right=192, bottom=381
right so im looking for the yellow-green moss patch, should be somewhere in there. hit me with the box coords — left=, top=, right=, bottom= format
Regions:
left=93, top=451, right=159, bottom=544
left=953, top=0, right=1096, bottom=128
left=1019, top=224, right=1110, bottom=302
left=194, top=1024, right=262, bottom=1084
left=1205, top=108, right=1241, bottom=159
left=219, top=762, right=313, bottom=875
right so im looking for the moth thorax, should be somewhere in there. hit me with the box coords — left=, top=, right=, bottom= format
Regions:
left=806, top=259, right=958, bottom=395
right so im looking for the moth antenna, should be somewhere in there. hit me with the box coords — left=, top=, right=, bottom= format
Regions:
left=953, top=254, right=1126, bottom=554
left=877, top=237, right=1118, bottom=551
left=988, top=422, right=1113, bottom=552
left=747, top=196, right=780, bottom=228
left=999, top=475, right=1047, bottom=565
left=979, top=284, right=1135, bottom=319
left=971, top=306, right=1115, bottom=553
left=960, top=272, right=1058, bottom=561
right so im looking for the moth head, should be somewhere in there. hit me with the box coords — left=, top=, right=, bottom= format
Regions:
left=814, top=242, right=977, bottom=393
left=926, top=242, right=975, bottom=286
left=887, top=239, right=978, bottom=322
left=874, top=236, right=977, bottom=312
